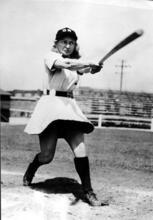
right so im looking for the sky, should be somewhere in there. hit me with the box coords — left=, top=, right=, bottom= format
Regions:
left=0, top=0, right=153, bottom=93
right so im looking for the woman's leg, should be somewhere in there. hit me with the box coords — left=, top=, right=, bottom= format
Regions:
left=23, top=124, right=58, bottom=186
left=65, top=130, right=87, bottom=157
left=65, top=130, right=102, bottom=206
left=38, top=124, right=58, bottom=164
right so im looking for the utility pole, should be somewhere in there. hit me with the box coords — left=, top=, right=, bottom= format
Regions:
left=115, top=59, right=130, bottom=93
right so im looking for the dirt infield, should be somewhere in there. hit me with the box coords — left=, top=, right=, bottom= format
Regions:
left=1, top=124, right=153, bottom=220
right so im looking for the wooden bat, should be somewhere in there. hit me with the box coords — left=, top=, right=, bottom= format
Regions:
left=98, top=29, right=144, bottom=65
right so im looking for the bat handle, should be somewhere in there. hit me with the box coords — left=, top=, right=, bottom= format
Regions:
left=99, top=60, right=104, bottom=66
left=99, top=54, right=110, bottom=65
left=99, top=61, right=103, bottom=66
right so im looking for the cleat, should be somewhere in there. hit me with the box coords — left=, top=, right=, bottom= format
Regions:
left=85, top=191, right=109, bottom=207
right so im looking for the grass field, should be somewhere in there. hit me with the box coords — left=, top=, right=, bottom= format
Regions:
left=1, top=124, right=153, bottom=173
left=1, top=124, right=153, bottom=220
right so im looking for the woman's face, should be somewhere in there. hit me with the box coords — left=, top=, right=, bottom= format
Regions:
left=56, top=37, right=76, bottom=57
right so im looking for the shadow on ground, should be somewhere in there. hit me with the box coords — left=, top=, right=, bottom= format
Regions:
left=30, top=177, right=86, bottom=205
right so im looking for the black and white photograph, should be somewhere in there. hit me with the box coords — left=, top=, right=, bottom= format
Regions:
left=1, top=0, right=153, bottom=219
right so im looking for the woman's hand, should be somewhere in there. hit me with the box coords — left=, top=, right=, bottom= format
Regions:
left=90, top=63, right=103, bottom=74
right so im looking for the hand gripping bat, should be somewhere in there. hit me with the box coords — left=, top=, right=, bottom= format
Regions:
left=98, top=29, right=144, bottom=66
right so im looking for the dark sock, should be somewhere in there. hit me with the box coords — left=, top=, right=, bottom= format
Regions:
left=74, top=156, right=93, bottom=193
left=32, top=153, right=43, bottom=167
left=23, top=153, right=44, bottom=186
left=27, top=153, right=44, bottom=174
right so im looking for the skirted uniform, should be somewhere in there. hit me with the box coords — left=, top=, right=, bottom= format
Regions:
left=24, top=51, right=94, bottom=136
left=23, top=27, right=105, bottom=206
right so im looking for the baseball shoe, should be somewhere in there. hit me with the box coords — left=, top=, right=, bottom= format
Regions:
left=84, top=190, right=109, bottom=207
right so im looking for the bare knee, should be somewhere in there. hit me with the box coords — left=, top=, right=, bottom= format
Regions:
left=73, top=143, right=87, bottom=157
left=65, top=132, right=87, bottom=157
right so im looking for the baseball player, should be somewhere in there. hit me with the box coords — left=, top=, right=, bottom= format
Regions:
left=23, top=27, right=106, bottom=206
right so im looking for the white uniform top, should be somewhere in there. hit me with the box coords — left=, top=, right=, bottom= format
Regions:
left=24, top=51, right=94, bottom=135
left=44, top=51, right=79, bottom=92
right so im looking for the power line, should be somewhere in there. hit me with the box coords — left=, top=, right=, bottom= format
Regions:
left=115, top=59, right=130, bottom=93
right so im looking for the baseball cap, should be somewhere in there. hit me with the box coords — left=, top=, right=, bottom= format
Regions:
left=55, top=27, right=78, bottom=41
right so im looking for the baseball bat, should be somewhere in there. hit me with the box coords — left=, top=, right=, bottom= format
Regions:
left=98, top=29, right=144, bottom=65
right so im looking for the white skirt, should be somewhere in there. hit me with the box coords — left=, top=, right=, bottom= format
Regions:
left=24, top=95, right=94, bottom=135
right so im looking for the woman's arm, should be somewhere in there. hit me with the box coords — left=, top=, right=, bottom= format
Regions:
left=54, top=58, right=103, bottom=74
left=54, top=58, right=92, bottom=70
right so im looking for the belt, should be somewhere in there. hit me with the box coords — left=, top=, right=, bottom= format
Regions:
left=46, top=90, right=74, bottom=98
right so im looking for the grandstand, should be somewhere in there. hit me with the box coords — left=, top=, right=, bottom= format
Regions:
left=74, top=88, right=153, bottom=129
left=75, top=88, right=153, bottom=117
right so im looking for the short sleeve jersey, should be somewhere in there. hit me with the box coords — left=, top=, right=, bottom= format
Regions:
left=44, top=51, right=79, bottom=91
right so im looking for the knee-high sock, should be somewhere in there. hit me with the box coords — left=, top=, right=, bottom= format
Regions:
left=27, top=153, right=44, bottom=174
left=74, top=157, right=93, bottom=193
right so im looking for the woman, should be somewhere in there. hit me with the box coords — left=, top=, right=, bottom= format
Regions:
left=23, top=27, right=104, bottom=206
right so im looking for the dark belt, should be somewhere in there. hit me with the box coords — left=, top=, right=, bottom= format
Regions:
left=46, top=90, right=74, bottom=98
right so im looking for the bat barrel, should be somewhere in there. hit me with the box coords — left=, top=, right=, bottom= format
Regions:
left=98, top=29, right=144, bottom=65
